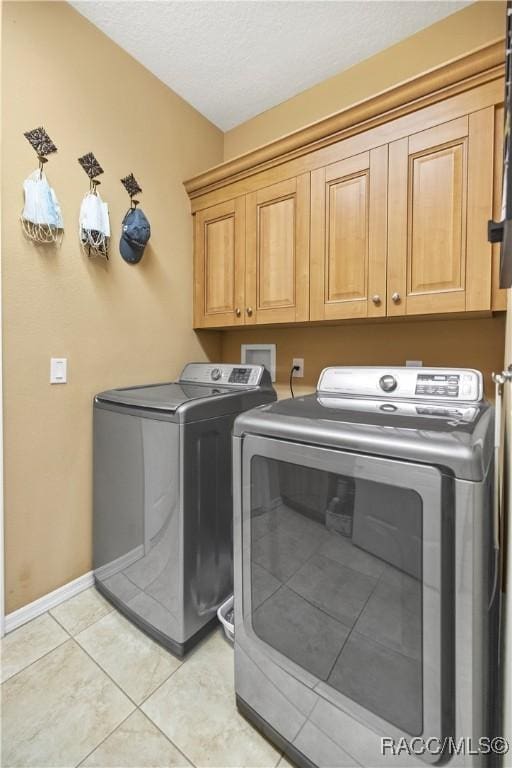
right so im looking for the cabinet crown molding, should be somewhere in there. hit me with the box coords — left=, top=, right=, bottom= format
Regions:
left=184, top=39, right=505, bottom=200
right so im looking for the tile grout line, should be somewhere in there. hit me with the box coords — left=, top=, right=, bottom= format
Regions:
left=3, top=618, right=279, bottom=768
left=136, top=658, right=183, bottom=709
left=71, top=617, right=189, bottom=711
left=69, top=636, right=142, bottom=710
left=136, top=703, right=198, bottom=768
left=47, top=609, right=77, bottom=637
left=48, top=593, right=114, bottom=636
left=72, top=626, right=204, bottom=768
left=74, top=708, right=135, bottom=768
left=0, top=612, right=72, bottom=685
left=2, top=610, right=194, bottom=768
left=136, top=627, right=223, bottom=710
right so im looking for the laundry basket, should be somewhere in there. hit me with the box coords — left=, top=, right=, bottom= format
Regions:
left=217, top=594, right=234, bottom=643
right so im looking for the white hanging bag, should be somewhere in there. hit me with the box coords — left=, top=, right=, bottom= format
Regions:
left=79, top=190, right=110, bottom=258
left=20, top=169, right=63, bottom=243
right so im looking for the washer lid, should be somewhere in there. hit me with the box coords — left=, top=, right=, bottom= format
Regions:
left=234, top=394, right=494, bottom=481
left=96, top=381, right=233, bottom=412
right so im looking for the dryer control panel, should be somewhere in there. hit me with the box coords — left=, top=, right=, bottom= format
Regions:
left=317, top=367, right=483, bottom=402
left=180, top=363, right=265, bottom=387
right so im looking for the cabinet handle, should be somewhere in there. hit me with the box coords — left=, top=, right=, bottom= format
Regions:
left=246, top=307, right=253, bottom=317
left=235, top=307, right=241, bottom=317
left=391, top=292, right=401, bottom=304
left=371, top=295, right=381, bottom=305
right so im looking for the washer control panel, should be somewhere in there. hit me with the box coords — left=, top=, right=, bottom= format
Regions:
left=180, top=363, right=264, bottom=387
left=318, top=367, right=483, bottom=402
left=415, top=373, right=461, bottom=398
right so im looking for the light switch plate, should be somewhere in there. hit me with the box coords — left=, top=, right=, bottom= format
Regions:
left=50, top=358, right=67, bottom=384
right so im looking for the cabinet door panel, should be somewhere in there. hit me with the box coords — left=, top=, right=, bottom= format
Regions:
left=258, top=196, right=295, bottom=309
left=311, top=147, right=387, bottom=320
left=327, top=172, right=368, bottom=302
left=194, top=198, right=245, bottom=328
left=408, top=141, right=466, bottom=296
left=387, top=111, right=493, bottom=316
left=246, top=175, right=309, bottom=324
left=205, top=215, right=236, bottom=313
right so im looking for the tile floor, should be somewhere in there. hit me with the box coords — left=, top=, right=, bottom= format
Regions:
left=1, top=588, right=290, bottom=768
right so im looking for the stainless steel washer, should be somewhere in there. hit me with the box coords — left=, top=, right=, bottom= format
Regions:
left=232, top=367, right=500, bottom=767
left=93, top=362, right=275, bottom=656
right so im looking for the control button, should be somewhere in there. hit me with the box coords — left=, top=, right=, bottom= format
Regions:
left=211, top=368, right=222, bottom=381
left=379, top=375, right=397, bottom=393
left=380, top=403, right=397, bottom=412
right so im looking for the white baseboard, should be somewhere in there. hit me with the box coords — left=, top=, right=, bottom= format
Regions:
left=4, top=571, right=95, bottom=634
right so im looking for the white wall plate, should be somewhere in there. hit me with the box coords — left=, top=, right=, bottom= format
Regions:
left=241, top=344, right=276, bottom=382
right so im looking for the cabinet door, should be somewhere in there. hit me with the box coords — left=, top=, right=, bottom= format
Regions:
left=194, top=198, right=245, bottom=328
left=245, top=174, right=309, bottom=325
left=387, top=110, right=494, bottom=316
left=311, top=146, right=387, bottom=320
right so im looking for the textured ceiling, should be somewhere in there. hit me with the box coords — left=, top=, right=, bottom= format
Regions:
left=71, top=1, right=470, bottom=131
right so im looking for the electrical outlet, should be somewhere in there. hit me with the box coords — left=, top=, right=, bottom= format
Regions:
left=292, top=358, right=304, bottom=378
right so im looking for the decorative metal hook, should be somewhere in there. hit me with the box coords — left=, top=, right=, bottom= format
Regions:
left=89, top=178, right=101, bottom=195
left=37, top=155, right=48, bottom=179
left=24, top=127, right=57, bottom=178
left=78, top=152, right=104, bottom=186
left=121, top=173, right=142, bottom=208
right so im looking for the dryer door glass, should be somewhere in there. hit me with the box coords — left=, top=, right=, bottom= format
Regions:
left=242, top=436, right=450, bottom=742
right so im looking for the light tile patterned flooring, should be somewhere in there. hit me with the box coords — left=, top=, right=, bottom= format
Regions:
left=1, top=589, right=291, bottom=768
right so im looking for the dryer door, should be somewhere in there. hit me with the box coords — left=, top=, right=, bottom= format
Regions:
left=239, top=435, right=453, bottom=750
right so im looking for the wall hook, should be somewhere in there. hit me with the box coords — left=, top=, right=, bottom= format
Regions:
left=24, top=126, right=57, bottom=177
left=78, top=152, right=104, bottom=182
left=121, top=173, right=142, bottom=208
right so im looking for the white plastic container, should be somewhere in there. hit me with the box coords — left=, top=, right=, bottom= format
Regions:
left=217, top=594, right=234, bottom=643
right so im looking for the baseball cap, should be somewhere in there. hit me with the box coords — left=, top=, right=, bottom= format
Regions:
left=120, top=206, right=151, bottom=264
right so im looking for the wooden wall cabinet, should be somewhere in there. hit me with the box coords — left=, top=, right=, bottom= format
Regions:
left=245, top=174, right=310, bottom=325
left=194, top=198, right=245, bottom=328
left=387, top=110, right=494, bottom=316
left=194, top=177, right=309, bottom=327
left=187, top=42, right=505, bottom=330
left=310, top=146, right=387, bottom=321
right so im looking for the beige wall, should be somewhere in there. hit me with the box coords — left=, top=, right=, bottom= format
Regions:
left=221, top=1, right=506, bottom=397
left=221, top=316, right=506, bottom=399
left=2, top=1, right=223, bottom=612
left=224, top=1, right=506, bottom=159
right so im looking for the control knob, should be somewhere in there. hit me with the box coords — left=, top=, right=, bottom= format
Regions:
left=211, top=368, right=222, bottom=381
left=379, top=374, right=397, bottom=393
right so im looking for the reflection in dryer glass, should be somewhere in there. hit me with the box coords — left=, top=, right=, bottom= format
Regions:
left=249, top=457, right=423, bottom=736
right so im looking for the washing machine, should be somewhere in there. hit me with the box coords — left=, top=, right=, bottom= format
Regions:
left=232, top=367, right=501, bottom=767
left=93, top=362, right=275, bottom=656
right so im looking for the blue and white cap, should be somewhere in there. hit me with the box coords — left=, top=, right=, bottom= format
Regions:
left=120, top=206, right=150, bottom=264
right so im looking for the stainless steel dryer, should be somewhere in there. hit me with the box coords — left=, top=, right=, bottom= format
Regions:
left=93, top=362, right=275, bottom=656
left=233, top=367, right=500, bottom=767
